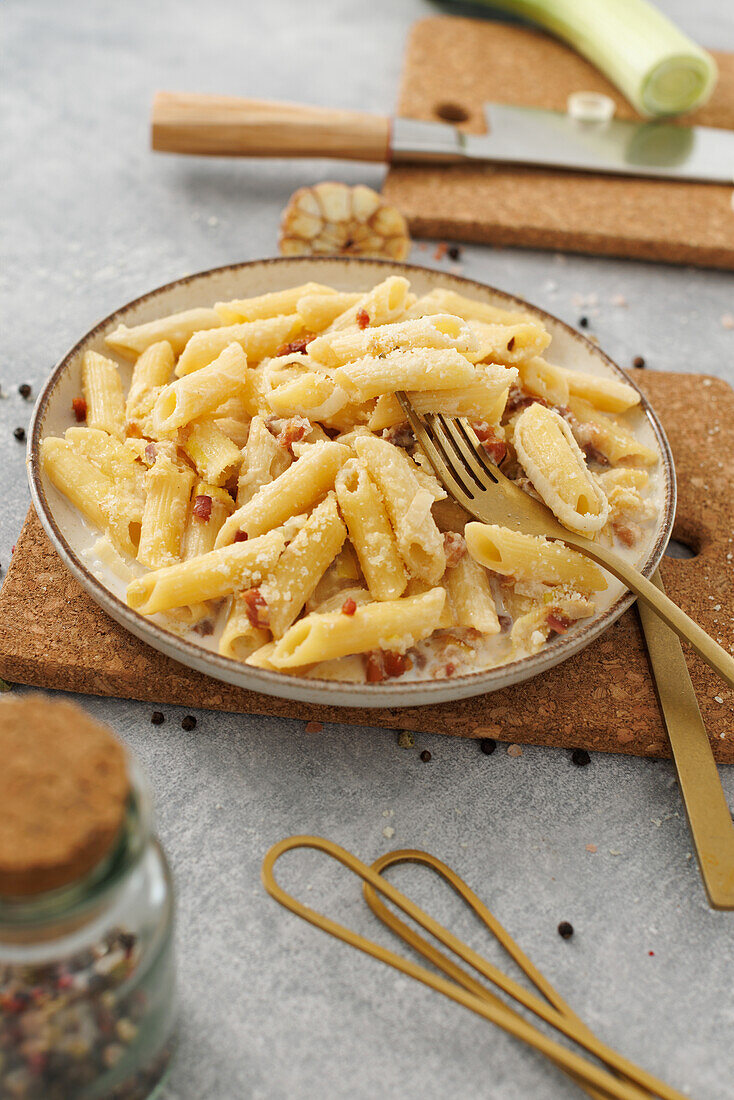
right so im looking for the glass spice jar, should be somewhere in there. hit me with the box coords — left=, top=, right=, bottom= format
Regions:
left=0, top=697, right=176, bottom=1100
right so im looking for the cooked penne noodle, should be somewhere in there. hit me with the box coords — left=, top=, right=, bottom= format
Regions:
left=445, top=554, right=500, bottom=634
left=268, top=588, right=446, bottom=668
left=260, top=494, right=347, bottom=637
left=326, top=275, right=411, bottom=332
left=465, top=523, right=607, bottom=591
left=265, top=370, right=349, bottom=422
left=64, top=427, right=146, bottom=502
left=562, top=369, right=640, bottom=413
left=408, top=287, right=532, bottom=327
left=516, top=357, right=570, bottom=407
left=568, top=397, right=658, bottom=465
left=368, top=364, right=516, bottom=431
left=215, top=282, right=335, bottom=324
left=153, top=342, right=249, bottom=433
left=308, top=314, right=477, bottom=369
left=469, top=321, right=551, bottom=366
left=236, top=414, right=291, bottom=507
left=125, top=340, right=174, bottom=431
left=216, top=441, right=351, bottom=547
left=126, top=529, right=285, bottom=615
left=297, top=291, right=362, bottom=332
left=335, top=347, right=475, bottom=402
left=354, top=435, right=446, bottom=584
left=137, top=449, right=195, bottom=568
left=514, top=404, right=609, bottom=536
left=81, top=351, right=126, bottom=440
left=40, top=437, right=141, bottom=558
left=175, top=314, right=303, bottom=376
left=105, top=307, right=222, bottom=360
left=219, top=597, right=270, bottom=662
left=181, top=418, right=242, bottom=487
left=335, top=459, right=408, bottom=601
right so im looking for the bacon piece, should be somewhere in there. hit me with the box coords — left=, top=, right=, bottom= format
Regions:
left=613, top=521, right=641, bottom=548
left=275, top=333, right=315, bottom=356
left=341, top=597, right=357, bottom=616
left=234, top=531, right=248, bottom=543
left=582, top=443, right=610, bottom=467
left=445, top=662, right=456, bottom=677
left=505, top=386, right=547, bottom=415
left=383, top=651, right=412, bottom=678
left=547, top=612, right=572, bottom=635
left=365, top=652, right=385, bottom=682
left=382, top=423, right=414, bottom=450
left=356, top=308, right=370, bottom=329
left=192, top=494, right=213, bottom=521
left=443, top=531, right=467, bottom=569
left=471, top=422, right=507, bottom=465
left=71, top=397, right=87, bottom=422
left=240, top=587, right=269, bottom=629
left=274, top=416, right=310, bottom=453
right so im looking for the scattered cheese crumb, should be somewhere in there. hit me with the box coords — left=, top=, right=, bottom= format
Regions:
left=383, top=825, right=395, bottom=839
left=207, top=215, right=220, bottom=227
left=714, top=695, right=724, bottom=704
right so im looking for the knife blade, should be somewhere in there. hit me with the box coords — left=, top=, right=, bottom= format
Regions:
left=151, top=93, right=734, bottom=184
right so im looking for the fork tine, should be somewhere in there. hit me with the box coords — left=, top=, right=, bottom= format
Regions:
left=434, top=415, right=494, bottom=488
left=395, top=392, right=476, bottom=504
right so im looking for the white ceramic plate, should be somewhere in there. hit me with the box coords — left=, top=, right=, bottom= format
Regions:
left=28, top=257, right=675, bottom=707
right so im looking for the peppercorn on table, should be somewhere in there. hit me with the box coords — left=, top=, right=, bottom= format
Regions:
left=2, top=2, right=734, bottom=1099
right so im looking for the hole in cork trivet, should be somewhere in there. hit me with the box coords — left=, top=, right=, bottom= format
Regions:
left=435, top=102, right=470, bottom=124
left=665, top=538, right=697, bottom=559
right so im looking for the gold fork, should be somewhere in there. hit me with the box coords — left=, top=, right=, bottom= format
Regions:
left=395, top=392, right=734, bottom=689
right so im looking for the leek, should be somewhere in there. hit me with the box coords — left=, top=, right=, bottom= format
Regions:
left=452, top=0, right=718, bottom=117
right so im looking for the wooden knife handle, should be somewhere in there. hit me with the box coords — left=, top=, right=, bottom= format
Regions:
left=151, top=92, right=391, bottom=162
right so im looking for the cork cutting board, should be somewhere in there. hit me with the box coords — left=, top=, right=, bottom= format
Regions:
left=1, top=370, right=732, bottom=761
left=382, top=17, right=734, bottom=269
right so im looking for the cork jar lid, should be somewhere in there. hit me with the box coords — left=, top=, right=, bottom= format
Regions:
left=0, top=696, right=130, bottom=897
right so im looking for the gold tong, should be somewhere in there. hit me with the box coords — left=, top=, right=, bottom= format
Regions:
left=262, top=836, right=686, bottom=1100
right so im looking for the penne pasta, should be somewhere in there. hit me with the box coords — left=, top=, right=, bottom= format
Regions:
left=335, top=459, right=408, bottom=601
left=562, top=369, right=640, bottom=413
left=175, top=314, right=303, bottom=376
left=126, top=529, right=285, bottom=615
left=137, top=448, right=195, bottom=568
left=180, top=482, right=235, bottom=560
left=105, top=307, right=222, bottom=359
left=354, top=435, right=446, bottom=584
left=219, top=597, right=270, bottom=662
left=180, top=418, right=242, bottom=487
left=516, top=357, right=570, bottom=407
left=236, top=414, right=292, bottom=507
left=153, top=342, right=249, bottom=433
left=445, top=554, right=500, bottom=634
left=335, top=347, right=475, bottom=402
left=468, top=321, right=551, bottom=366
left=326, top=275, right=411, bottom=332
left=81, top=351, right=126, bottom=440
left=465, top=523, right=607, bottom=592
left=308, top=314, right=477, bottom=369
left=125, top=340, right=174, bottom=433
left=368, top=364, right=516, bottom=431
left=297, top=291, right=362, bottom=332
left=215, top=282, right=336, bottom=324
left=567, top=397, right=658, bottom=466
left=216, top=441, right=351, bottom=547
left=513, top=404, right=609, bottom=536
left=408, top=287, right=532, bottom=327
left=260, top=493, right=347, bottom=637
left=268, top=588, right=447, bottom=668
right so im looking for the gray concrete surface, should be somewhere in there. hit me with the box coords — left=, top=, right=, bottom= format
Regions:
left=2, top=1, right=734, bottom=1097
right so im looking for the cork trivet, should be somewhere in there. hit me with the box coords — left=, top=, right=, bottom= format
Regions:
left=382, top=18, right=734, bottom=269
left=0, top=371, right=732, bottom=761
left=0, top=696, right=130, bottom=896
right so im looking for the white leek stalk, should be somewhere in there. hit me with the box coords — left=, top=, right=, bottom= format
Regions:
left=465, top=0, right=718, bottom=117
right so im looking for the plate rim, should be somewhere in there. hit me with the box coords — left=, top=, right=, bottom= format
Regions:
left=27, top=256, right=676, bottom=708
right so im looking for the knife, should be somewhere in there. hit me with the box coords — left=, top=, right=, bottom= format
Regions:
left=151, top=93, right=734, bottom=184
left=639, top=570, right=734, bottom=909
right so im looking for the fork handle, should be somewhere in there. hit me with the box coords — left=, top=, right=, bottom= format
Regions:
left=576, top=541, right=734, bottom=689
